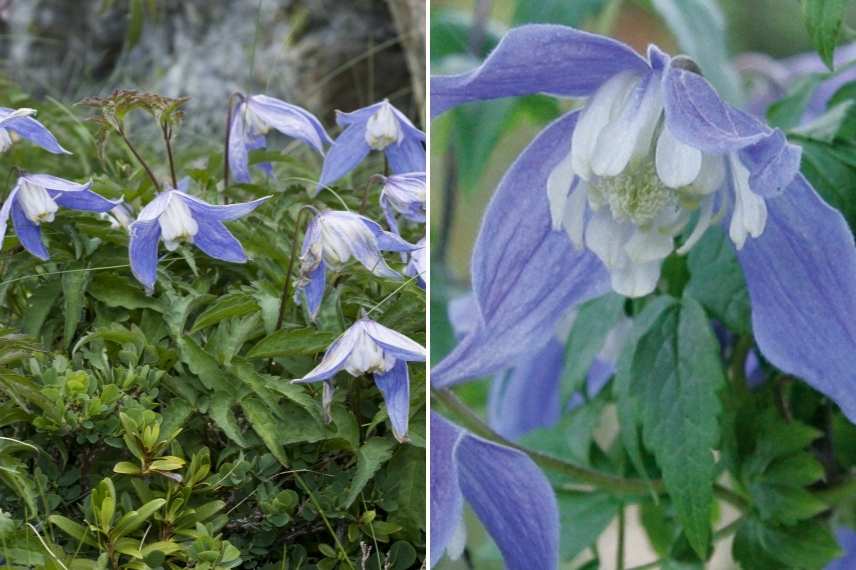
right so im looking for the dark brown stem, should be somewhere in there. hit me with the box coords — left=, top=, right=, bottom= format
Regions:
left=223, top=92, right=244, bottom=193
left=360, top=174, right=385, bottom=215
left=275, top=205, right=317, bottom=330
left=161, top=122, right=178, bottom=189
left=117, top=127, right=160, bottom=191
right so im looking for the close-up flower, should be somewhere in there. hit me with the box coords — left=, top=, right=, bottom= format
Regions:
left=379, top=172, right=426, bottom=234
left=0, top=107, right=70, bottom=155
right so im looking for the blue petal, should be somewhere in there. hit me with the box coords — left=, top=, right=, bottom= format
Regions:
left=295, top=326, right=360, bottom=383
left=3, top=115, right=70, bottom=154
left=228, top=108, right=252, bottom=184
left=430, top=413, right=464, bottom=567
left=52, top=187, right=120, bottom=212
left=192, top=216, right=247, bottom=263
left=455, top=431, right=560, bottom=570
left=827, top=527, right=856, bottom=570
left=568, top=357, right=614, bottom=412
left=362, top=319, right=426, bottom=362
left=249, top=95, right=332, bottom=152
left=11, top=201, right=48, bottom=260
left=317, top=124, right=371, bottom=192
left=303, top=260, right=326, bottom=320
left=0, top=187, right=17, bottom=255
left=24, top=174, right=89, bottom=193
left=129, top=219, right=161, bottom=290
left=432, top=111, right=610, bottom=387
left=181, top=193, right=270, bottom=221
left=431, top=24, right=650, bottom=117
left=385, top=135, right=426, bottom=174
left=373, top=360, right=410, bottom=442
left=739, top=130, right=802, bottom=198
left=738, top=175, right=856, bottom=423
left=359, top=216, right=416, bottom=252
left=487, top=338, right=564, bottom=440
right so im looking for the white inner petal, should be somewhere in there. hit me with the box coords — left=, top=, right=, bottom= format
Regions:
left=691, top=155, right=727, bottom=195
left=159, top=194, right=198, bottom=251
left=365, top=103, right=402, bottom=151
left=677, top=194, right=716, bottom=255
left=344, top=329, right=395, bottom=376
left=585, top=211, right=633, bottom=269
left=242, top=103, right=270, bottom=135
left=728, top=154, right=767, bottom=250
left=18, top=179, right=58, bottom=224
left=655, top=125, right=703, bottom=188
left=571, top=71, right=638, bottom=181
left=610, top=259, right=662, bottom=298
left=546, top=149, right=576, bottom=230
left=0, top=129, right=13, bottom=153
left=562, top=180, right=588, bottom=249
left=319, top=215, right=359, bottom=266
left=624, top=227, right=674, bottom=264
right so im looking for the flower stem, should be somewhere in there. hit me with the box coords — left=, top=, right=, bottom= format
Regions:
left=223, top=92, right=244, bottom=194
left=117, top=127, right=160, bottom=191
left=161, top=122, right=178, bottom=189
left=292, top=471, right=354, bottom=569
left=432, top=388, right=749, bottom=509
left=275, top=205, right=317, bottom=331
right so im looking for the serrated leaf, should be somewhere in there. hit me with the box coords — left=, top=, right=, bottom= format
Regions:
left=246, top=328, right=336, bottom=359
left=208, top=396, right=248, bottom=448
left=21, top=279, right=61, bottom=337
left=240, top=396, right=289, bottom=467
left=556, top=491, right=621, bottom=561
left=802, top=0, right=849, bottom=70
left=189, top=293, right=260, bottom=333
left=343, top=437, right=396, bottom=508
left=733, top=516, right=840, bottom=569
left=89, top=273, right=163, bottom=311
left=62, top=269, right=89, bottom=349
left=634, top=296, right=725, bottom=558
left=177, top=337, right=235, bottom=395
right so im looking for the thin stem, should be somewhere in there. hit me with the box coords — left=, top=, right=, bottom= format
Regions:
left=292, top=471, right=354, bottom=569
left=117, top=127, right=160, bottom=191
left=223, top=92, right=244, bottom=192
left=617, top=505, right=626, bottom=570
left=433, top=388, right=750, bottom=510
left=275, top=205, right=317, bottom=330
left=360, top=175, right=384, bottom=215
left=437, top=147, right=458, bottom=267
left=161, top=122, right=177, bottom=188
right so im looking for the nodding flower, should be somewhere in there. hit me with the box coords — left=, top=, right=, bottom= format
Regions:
left=0, top=107, right=71, bottom=155
left=378, top=172, right=426, bottom=234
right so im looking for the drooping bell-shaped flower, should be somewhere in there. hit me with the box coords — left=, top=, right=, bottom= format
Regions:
left=294, top=318, right=425, bottom=442
left=0, top=107, right=70, bottom=155
left=0, top=174, right=119, bottom=259
left=229, top=94, right=332, bottom=184
left=317, top=100, right=425, bottom=192
left=129, top=179, right=269, bottom=291
left=297, top=210, right=416, bottom=318
left=404, top=237, right=426, bottom=288
left=379, top=172, right=426, bottom=234
left=430, top=412, right=559, bottom=569
left=431, top=24, right=856, bottom=427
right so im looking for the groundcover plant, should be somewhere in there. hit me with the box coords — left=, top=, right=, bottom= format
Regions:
left=430, top=1, right=856, bottom=569
left=0, top=8, right=426, bottom=570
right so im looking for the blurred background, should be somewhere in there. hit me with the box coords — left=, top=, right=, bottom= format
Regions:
left=430, top=1, right=856, bottom=568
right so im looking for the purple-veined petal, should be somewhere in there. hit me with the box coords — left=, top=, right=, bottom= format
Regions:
left=662, top=66, right=769, bottom=153
left=317, top=124, right=372, bottom=192
left=10, top=201, right=48, bottom=260
left=229, top=107, right=252, bottom=184
left=827, top=527, right=856, bottom=570
left=2, top=115, right=70, bottom=154
left=373, top=360, right=410, bottom=442
left=23, top=174, right=89, bottom=193
left=385, top=135, right=426, bottom=174
left=362, top=319, right=426, bottom=362
left=0, top=186, right=18, bottom=254
left=128, top=219, right=162, bottom=289
left=431, top=24, right=650, bottom=118
left=52, top=187, right=120, bottom=212
left=738, top=175, right=856, bottom=423
left=336, top=102, right=384, bottom=126
left=568, top=357, right=615, bottom=411
left=738, top=130, right=802, bottom=198
left=180, top=192, right=270, bottom=221
left=430, top=413, right=464, bottom=567
left=358, top=216, right=416, bottom=252
left=432, top=111, right=610, bottom=387
left=294, top=325, right=361, bottom=383
left=303, top=260, right=326, bottom=320
left=192, top=216, right=247, bottom=263
left=248, top=95, right=331, bottom=154
left=487, top=338, right=564, bottom=440
left=455, top=431, right=560, bottom=570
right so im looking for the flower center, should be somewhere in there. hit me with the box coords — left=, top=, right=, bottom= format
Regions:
left=18, top=179, right=58, bottom=224
left=243, top=104, right=270, bottom=136
left=159, top=194, right=198, bottom=251
left=588, top=161, right=677, bottom=226
left=365, top=103, right=402, bottom=150
left=345, top=330, right=395, bottom=376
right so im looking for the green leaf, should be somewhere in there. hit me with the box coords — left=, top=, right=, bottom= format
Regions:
left=189, top=293, right=260, bottom=333
left=177, top=337, right=235, bottom=395
left=62, top=268, right=89, bottom=349
left=343, top=437, right=396, bottom=508
left=21, top=279, right=62, bottom=337
left=685, top=227, right=751, bottom=334
left=208, top=396, right=249, bottom=448
left=240, top=396, right=289, bottom=467
left=111, top=498, right=167, bottom=538
left=246, top=328, right=337, bottom=359
left=556, top=491, right=620, bottom=561
left=767, top=76, right=824, bottom=130
left=733, top=516, right=840, bottom=569
left=48, top=515, right=98, bottom=547
left=513, top=0, right=605, bottom=27
left=651, top=0, right=744, bottom=104
left=793, top=138, right=856, bottom=231
left=89, top=273, right=163, bottom=311
left=802, top=0, right=849, bottom=70
left=634, top=296, right=725, bottom=558
left=429, top=8, right=501, bottom=63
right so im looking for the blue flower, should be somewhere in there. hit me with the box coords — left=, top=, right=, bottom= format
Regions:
left=129, top=180, right=269, bottom=291
left=229, top=94, right=332, bottom=184
left=0, top=174, right=119, bottom=260
left=379, top=172, right=426, bottom=234
left=431, top=25, right=856, bottom=427
left=294, top=318, right=425, bottom=442
left=0, top=107, right=70, bottom=155
left=404, top=237, right=426, bottom=288
left=297, top=210, right=415, bottom=319
left=827, top=527, right=856, bottom=570
left=430, top=412, right=559, bottom=569
left=317, top=100, right=425, bottom=192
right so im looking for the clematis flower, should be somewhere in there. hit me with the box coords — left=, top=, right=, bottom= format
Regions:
left=0, top=174, right=119, bottom=259
left=378, top=172, right=426, bottom=234
left=297, top=210, right=415, bottom=318
left=0, top=107, right=70, bottom=155
left=430, top=412, right=559, bottom=569
left=229, top=94, right=332, bottom=184
left=431, top=24, right=856, bottom=427
left=129, top=179, right=269, bottom=291
left=828, top=527, right=856, bottom=570
left=293, top=318, right=425, bottom=442
left=317, top=100, right=425, bottom=192
left=404, top=237, right=426, bottom=288
left=448, top=292, right=629, bottom=440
